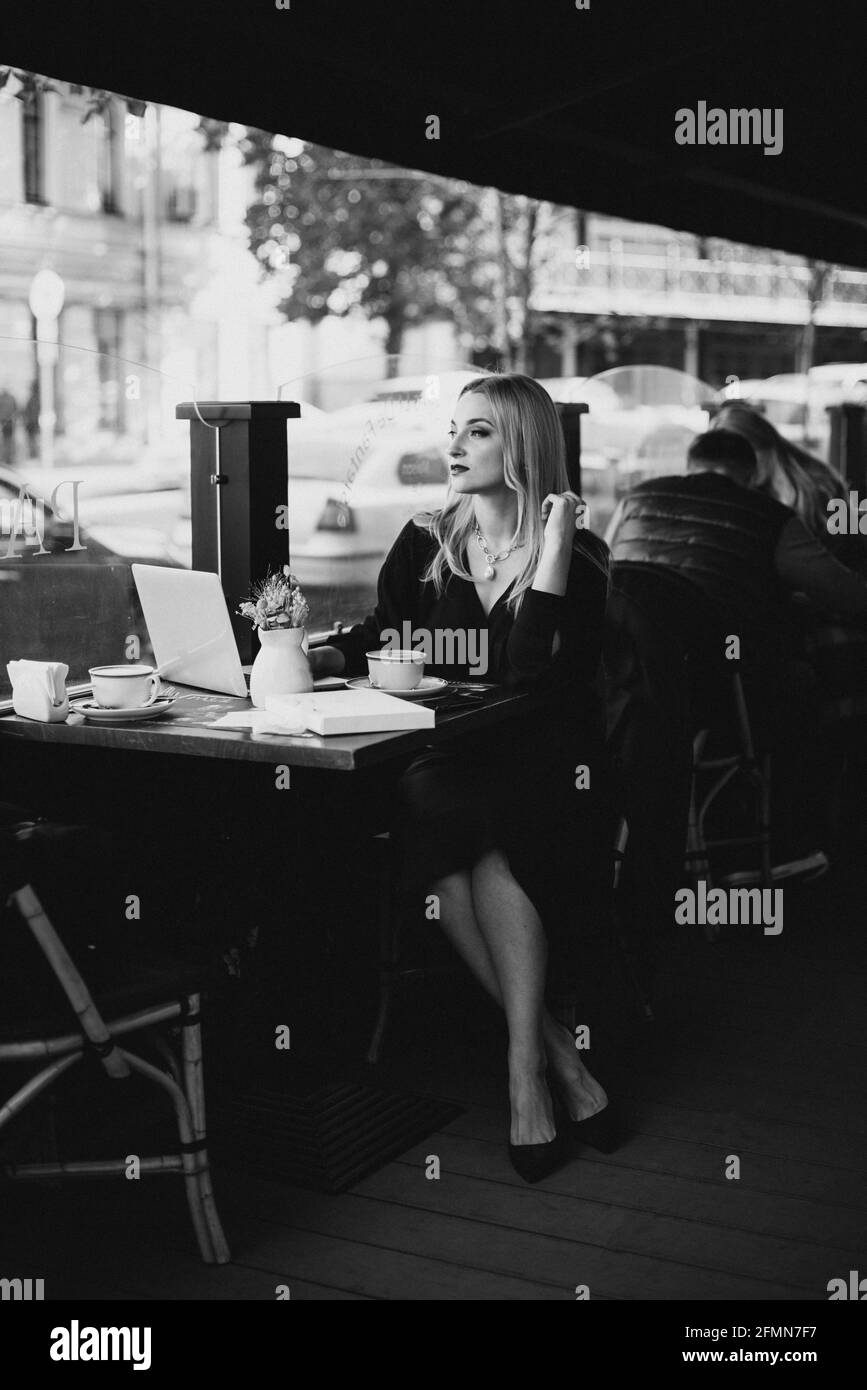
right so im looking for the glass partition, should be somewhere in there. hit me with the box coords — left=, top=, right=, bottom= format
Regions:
left=0, top=347, right=718, bottom=702
left=0, top=335, right=193, bottom=702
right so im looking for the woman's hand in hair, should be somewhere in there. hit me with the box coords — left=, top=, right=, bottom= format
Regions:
left=533, top=491, right=584, bottom=598
left=541, top=491, right=586, bottom=553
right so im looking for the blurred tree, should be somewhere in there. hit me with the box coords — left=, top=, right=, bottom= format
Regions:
left=241, top=133, right=559, bottom=373
left=0, top=79, right=562, bottom=373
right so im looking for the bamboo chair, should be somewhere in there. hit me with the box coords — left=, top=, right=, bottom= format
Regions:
left=0, top=823, right=230, bottom=1264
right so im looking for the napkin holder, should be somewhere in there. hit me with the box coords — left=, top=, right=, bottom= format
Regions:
left=6, top=660, right=70, bottom=723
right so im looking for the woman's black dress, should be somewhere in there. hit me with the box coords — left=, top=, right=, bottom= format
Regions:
left=329, top=518, right=611, bottom=974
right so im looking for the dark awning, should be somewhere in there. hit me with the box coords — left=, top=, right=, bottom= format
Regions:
left=5, top=0, right=867, bottom=266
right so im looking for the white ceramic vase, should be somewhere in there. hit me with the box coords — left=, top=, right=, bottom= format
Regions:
left=249, top=626, right=313, bottom=708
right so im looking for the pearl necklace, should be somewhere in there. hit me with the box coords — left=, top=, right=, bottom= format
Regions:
left=473, top=520, right=522, bottom=580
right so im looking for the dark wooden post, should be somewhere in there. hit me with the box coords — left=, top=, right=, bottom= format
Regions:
left=828, top=402, right=867, bottom=492
left=556, top=401, right=587, bottom=493
left=175, top=401, right=300, bottom=662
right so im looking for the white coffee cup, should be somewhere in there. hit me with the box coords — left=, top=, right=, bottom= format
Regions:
left=89, top=664, right=161, bottom=709
left=367, top=649, right=425, bottom=691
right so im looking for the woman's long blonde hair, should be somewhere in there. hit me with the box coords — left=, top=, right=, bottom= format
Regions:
left=711, top=401, right=845, bottom=537
left=414, top=373, right=609, bottom=615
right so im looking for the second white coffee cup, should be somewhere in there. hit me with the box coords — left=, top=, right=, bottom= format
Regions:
left=367, top=649, right=425, bottom=690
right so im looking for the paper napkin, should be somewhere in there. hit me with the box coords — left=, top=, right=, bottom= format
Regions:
left=6, top=659, right=70, bottom=723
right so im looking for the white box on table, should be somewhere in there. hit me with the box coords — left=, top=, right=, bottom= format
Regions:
left=265, top=690, right=435, bottom=736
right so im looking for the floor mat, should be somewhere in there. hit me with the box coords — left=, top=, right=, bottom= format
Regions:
left=208, top=1073, right=461, bottom=1193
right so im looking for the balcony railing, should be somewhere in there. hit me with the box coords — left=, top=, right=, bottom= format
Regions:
left=533, top=251, right=867, bottom=323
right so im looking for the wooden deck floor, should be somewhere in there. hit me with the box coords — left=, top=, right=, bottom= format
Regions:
left=3, top=850, right=866, bottom=1302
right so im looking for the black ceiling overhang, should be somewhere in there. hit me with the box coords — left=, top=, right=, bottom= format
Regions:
left=4, top=0, right=867, bottom=266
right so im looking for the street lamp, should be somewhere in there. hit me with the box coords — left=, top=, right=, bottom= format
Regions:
left=28, top=268, right=66, bottom=470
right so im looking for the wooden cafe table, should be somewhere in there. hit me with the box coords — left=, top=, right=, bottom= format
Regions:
left=0, top=679, right=548, bottom=903
left=0, top=679, right=544, bottom=771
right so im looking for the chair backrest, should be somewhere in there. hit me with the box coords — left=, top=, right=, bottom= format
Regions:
left=555, top=402, right=587, bottom=493
left=605, top=561, right=740, bottom=738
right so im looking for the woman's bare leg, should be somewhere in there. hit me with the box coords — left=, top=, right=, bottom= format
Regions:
left=429, top=868, right=503, bottom=1004
left=467, top=848, right=555, bottom=1146
left=432, top=860, right=607, bottom=1134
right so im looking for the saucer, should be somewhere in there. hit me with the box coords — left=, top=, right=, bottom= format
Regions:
left=345, top=676, right=451, bottom=700
left=70, top=697, right=176, bottom=724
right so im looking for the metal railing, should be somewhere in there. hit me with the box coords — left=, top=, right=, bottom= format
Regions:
left=535, top=250, right=867, bottom=312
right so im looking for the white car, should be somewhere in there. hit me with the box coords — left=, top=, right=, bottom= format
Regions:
left=285, top=421, right=451, bottom=587
left=201, top=370, right=483, bottom=585
left=165, top=417, right=453, bottom=586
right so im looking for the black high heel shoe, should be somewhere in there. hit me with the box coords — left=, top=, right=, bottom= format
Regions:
left=564, top=1102, right=620, bottom=1154
left=548, top=1023, right=621, bottom=1154
left=507, top=1078, right=569, bottom=1183
left=508, top=1129, right=568, bottom=1184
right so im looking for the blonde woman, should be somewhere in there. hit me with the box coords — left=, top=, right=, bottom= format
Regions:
left=310, top=374, right=616, bottom=1182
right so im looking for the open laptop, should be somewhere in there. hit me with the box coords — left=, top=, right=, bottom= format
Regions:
left=131, top=565, right=248, bottom=697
